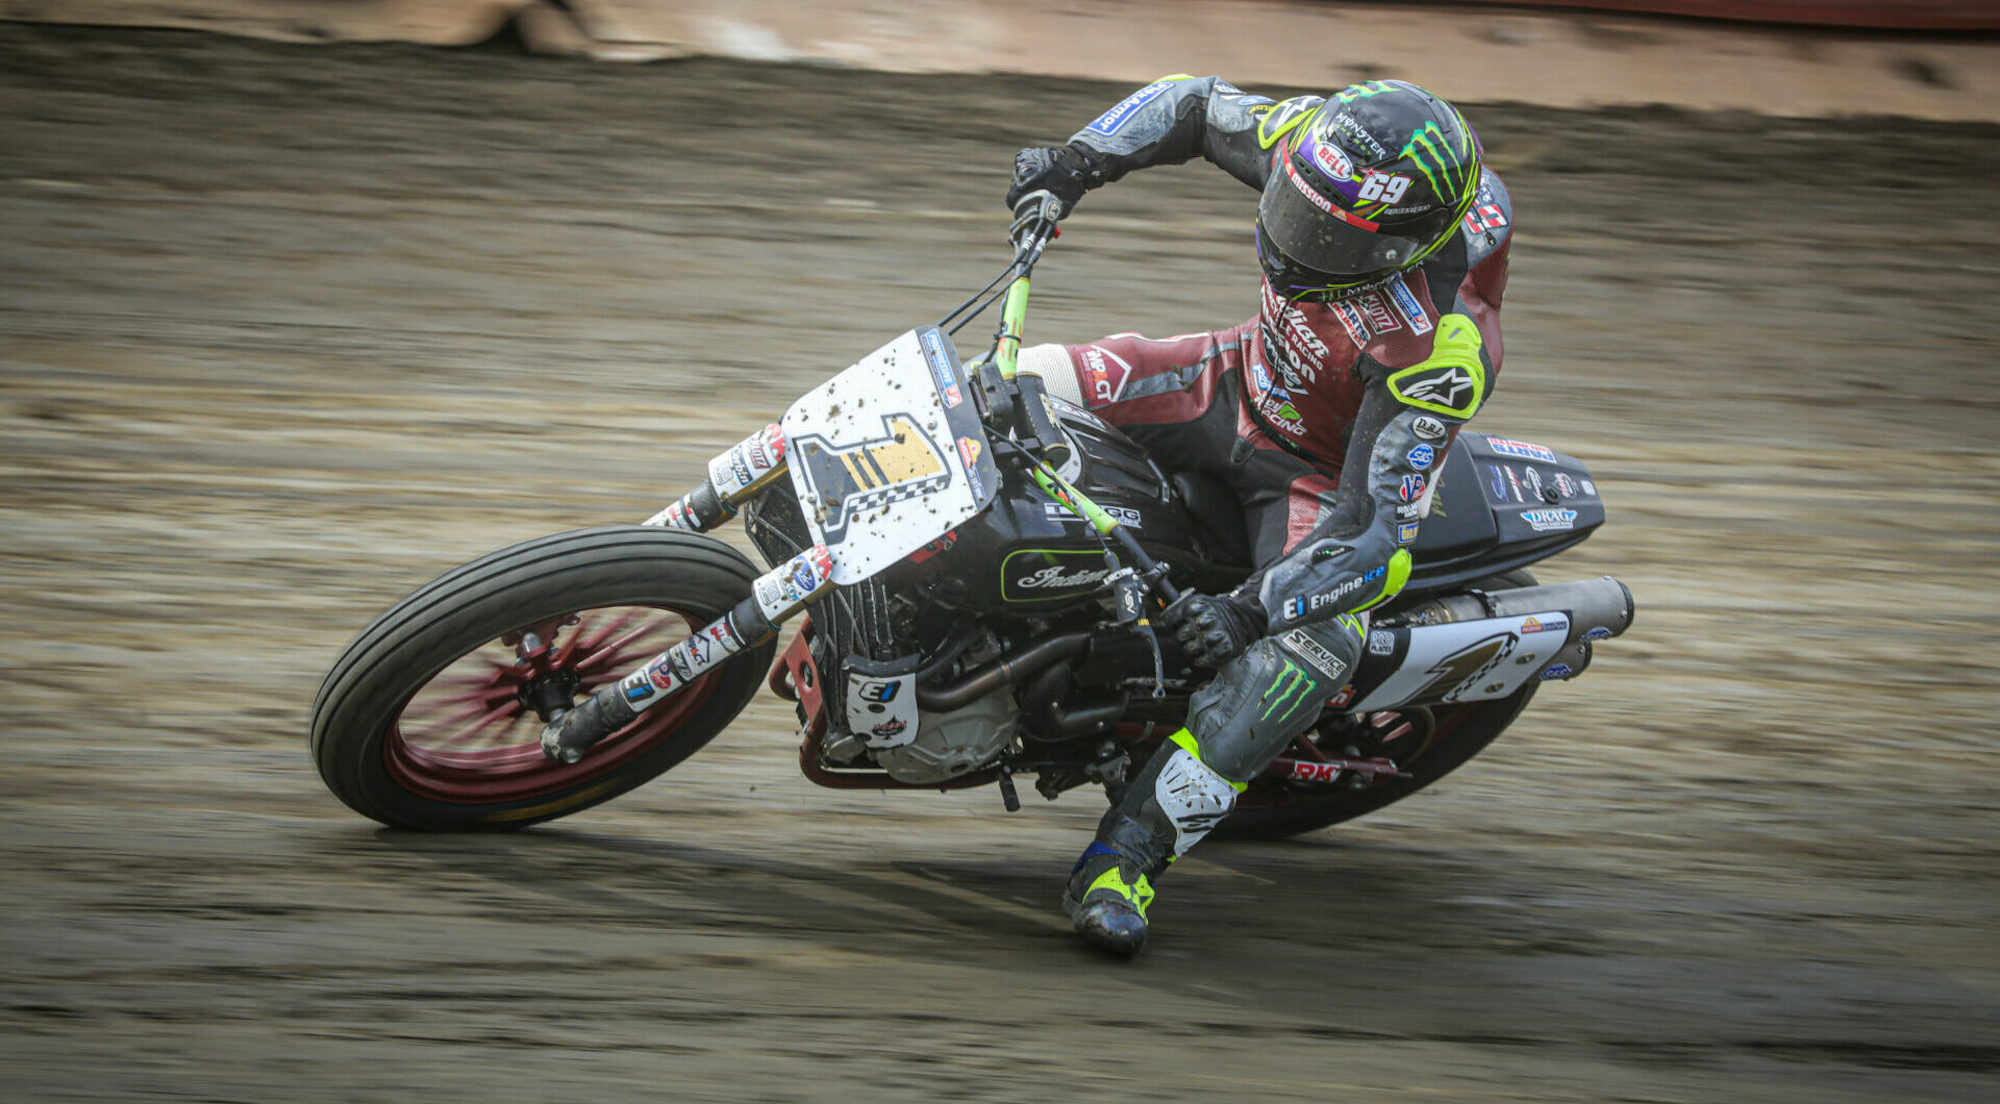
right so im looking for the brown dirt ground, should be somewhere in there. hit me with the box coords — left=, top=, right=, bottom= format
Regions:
left=1, top=23, right=1997, bottom=1104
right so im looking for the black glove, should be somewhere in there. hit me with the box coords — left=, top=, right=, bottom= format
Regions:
left=1159, top=592, right=1265, bottom=670
left=1005, top=144, right=1096, bottom=219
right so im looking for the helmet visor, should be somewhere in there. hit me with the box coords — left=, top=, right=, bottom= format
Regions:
left=1257, top=155, right=1430, bottom=292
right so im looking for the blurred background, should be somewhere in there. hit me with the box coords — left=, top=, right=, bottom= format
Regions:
left=2, top=2, right=1996, bottom=1101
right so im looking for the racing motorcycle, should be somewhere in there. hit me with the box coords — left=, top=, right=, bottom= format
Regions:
left=310, top=197, right=1634, bottom=839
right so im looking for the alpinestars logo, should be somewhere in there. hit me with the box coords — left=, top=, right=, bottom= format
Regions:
left=794, top=413, right=950, bottom=542
left=1388, top=363, right=1482, bottom=419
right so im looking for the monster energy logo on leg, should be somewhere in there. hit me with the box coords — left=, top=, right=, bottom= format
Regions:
left=1260, top=660, right=1318, bottom=723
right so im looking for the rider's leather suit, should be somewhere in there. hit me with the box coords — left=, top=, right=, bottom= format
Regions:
left=1022, top=75, right=1515, bottom=890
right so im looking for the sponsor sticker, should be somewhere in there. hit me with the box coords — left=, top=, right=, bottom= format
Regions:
left=1395, top=519, right=1420, bottom=545
left=920, top=329, right=962, bottom=408
left=1358, top=293, right=1401, bottom=335
left=1486, top=436, right=1557, bottom=463
left=1552, top=472, right=1577, bottom=498
left=1280, top=628, right=1349, bottom=682
left=1328, top=684, right=1358, bottom=709
left=1406, top=443, right=1435, bottom=471
left=1399, top=473, right=1426, bottom=502
left=1583, top=626, right=1613, bottom=641
left=1538, top=664, right=1574, bottom=680
left=1386, top=275, right=1432, bottom=335
left=1085, top=77, right=1179, bottom=136
left=1523, top=465, right=1544, bottom=501
left=956, top=436, right=982, bottom=470
left=1080, top=345, right=1132, bottom=406
left=1367, top=630, right=1395, bottom=656
left=1581, top=478, right=1597, bottom=497
left=1309, top=139, right=1352, bottom=181
left=1412, top=415, right=1447, bottom=440
left=1285, top=565, right=1387, bottom=621
left=1520, top=616, right=1568, bottom=635
left=1520, top=508, right=1579, bottom=532
left=907, top=531, right=958, bottom=564
left=1486, top=464, right=1507, bottom=502
left=1504, top=465, right=1523, bottom=502
left=1330, top=298, right=1371, bottom=348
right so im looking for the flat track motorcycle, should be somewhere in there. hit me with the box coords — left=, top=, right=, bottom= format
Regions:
left=311, top=198, right=1634, bottom=837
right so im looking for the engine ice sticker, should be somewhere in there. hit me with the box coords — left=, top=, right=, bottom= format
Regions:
left=847, top=670, right=920, bottom=749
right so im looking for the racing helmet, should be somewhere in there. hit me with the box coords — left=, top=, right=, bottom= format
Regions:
left=1256, top=80, right=1482, bottom=300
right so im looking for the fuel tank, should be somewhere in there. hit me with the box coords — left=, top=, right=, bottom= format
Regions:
left=881, top=399, right=1210, bottom=616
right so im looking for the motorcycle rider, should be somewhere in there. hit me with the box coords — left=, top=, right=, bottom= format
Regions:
left=1006, top=76, right=1512, bottom=955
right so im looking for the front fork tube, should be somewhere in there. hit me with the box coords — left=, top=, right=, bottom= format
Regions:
left=542, top=424, right=825, bottom=763
left=644, top=422, right=790, bottom=533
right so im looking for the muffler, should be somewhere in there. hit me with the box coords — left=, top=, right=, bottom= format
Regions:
left=1342, top=576, right=1634, bottom=711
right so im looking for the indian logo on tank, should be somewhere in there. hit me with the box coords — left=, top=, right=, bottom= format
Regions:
left=1000, top=549, right=1113, bottom=603
left=792, top=413, right=951, bottom=543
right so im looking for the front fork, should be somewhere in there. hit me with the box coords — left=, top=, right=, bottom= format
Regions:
left=540, top=423, right=831, bottom=763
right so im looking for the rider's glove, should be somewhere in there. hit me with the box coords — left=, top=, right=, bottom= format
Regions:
left=1005, top=144, right=1099, bottom=219
left=1160, top=591, right=1265, bottom=671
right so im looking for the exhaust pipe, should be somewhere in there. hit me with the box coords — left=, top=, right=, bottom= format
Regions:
left=1343, top=576, right=1634, bottom=712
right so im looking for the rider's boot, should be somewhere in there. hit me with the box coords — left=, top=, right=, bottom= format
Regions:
left=1062, top=630, right=1354, bottom=955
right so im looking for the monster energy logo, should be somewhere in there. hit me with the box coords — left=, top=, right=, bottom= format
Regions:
left=1260, top=660, right=1318, bottom=723
left=1399, top=113, right=1478, bottom=210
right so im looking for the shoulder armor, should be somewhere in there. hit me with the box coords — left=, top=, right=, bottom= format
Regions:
left=1255, top=96, right=1323, bottom=150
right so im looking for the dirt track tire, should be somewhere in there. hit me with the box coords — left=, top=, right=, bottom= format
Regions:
left=1214, top=569, right=1541, bottom=841
left=310, top=526, right=774, bottom=830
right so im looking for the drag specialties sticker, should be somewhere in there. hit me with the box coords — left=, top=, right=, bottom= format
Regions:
left=1519, top=508, right=1578, bottom=532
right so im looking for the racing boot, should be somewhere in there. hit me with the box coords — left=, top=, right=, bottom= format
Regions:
left=1061, top=729, right=1242, bottom=956
left=1060, top=630, right=1353, bottom=954
left=1061, top=841, right=1156, bottom=956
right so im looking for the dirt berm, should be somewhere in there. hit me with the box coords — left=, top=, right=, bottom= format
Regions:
left=1, top=22, right=1996, bottom=1104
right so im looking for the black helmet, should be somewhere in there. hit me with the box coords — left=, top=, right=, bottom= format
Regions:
left=1256, top=80, right=1482, bottom=301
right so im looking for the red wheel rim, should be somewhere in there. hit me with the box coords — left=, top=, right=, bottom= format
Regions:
left=382, top=605, right=721, bottom=804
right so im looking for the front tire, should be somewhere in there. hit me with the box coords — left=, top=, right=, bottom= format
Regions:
left=311, top=527, right=774, bottom=830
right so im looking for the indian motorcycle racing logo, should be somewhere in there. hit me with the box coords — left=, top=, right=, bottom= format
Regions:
left=793, top=413, right=951, bottom=543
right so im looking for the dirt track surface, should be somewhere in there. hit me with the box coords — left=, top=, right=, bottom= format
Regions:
left=3, top=25, right=1998, bottom=1103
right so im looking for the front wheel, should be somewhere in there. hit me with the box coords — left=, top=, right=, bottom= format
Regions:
left=311, top=527, right=774, bottom=830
